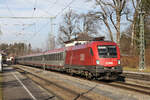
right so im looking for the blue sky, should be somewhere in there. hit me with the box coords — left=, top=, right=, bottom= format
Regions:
left=0, top=0, right=96, bottom=49
left=0, top=0, right=131, bottom=49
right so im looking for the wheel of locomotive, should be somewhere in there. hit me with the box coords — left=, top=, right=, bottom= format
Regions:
left=87, top=72, right=93, bottom=80
left=84, top=71, right=93, bottom=80
left=68, top=68, right=74, bottom=76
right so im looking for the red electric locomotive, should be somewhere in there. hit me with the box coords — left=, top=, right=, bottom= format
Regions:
left=16, top=41, right=122, bottom=80
left=65, top=41, right=122, bottom=80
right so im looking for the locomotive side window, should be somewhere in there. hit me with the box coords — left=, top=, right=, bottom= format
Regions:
left=90, top=48, right=94, bottom=56
left=97, top=45, right=117, bottom=58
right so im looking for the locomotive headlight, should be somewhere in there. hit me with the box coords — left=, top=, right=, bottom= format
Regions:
left=118, top=60, right=121, bottom=65
left=96, top=60, right=100, bottom=65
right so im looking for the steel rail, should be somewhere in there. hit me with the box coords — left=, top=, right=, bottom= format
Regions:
left=14, top=67, right=92, bottom=100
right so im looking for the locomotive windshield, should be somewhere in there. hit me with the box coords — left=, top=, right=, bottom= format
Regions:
left=97, top=45, right=117, bottom=58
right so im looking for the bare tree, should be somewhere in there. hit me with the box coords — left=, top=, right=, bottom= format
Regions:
left=125, top=0, right=150, bottom=48
left=77, top=13, right=100, bottom=36
left=125, top=0, right=140, bottom=48
left=58, top=9, right=102, bottom=47
left=93, top=0, right=126, bottom=47
left=58, top=10, right=78, bottom=44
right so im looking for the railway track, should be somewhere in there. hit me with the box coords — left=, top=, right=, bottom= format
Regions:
left=123, top=72, right=150, bottom=81
left=14, top=67, right=93, bottom=100
left=99, top=81, right=150, bottom=96
left=78, top=76, right=150, bottom=96
left=14, top=65, right=150, bottom=97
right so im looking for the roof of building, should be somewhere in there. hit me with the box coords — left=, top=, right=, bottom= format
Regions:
left=64, top=33, right=105, bottom=44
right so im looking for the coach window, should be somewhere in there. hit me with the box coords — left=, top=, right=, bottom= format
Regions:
left=60, top=53, right=62, bottom=60
left=51, top=54, right=52, bottom=60
left=35, top=57, right=37, bottom=61
left=56, top=54, right=57, bottom=60
left=40, top=56, right=42, bottom=60
left=34, top=57, right=36, bottom=61
left=38, top=56, right=40, bottom=60
left=56, top=53, right=58, bottom=60
left=51, top=54, right=53, bottom=60
left=48, top=54, right=50, bottom=60
left=50, top=54, right=52, bottom=60
left=59, top=53, right=61, bottom=60
left=46, top=55, right=48, bottom=61
left=44, top=55, right=46, bottom=60
left=47, top=54, right=50, bottom=60
left=56, top=54, right=58, bottom=60
left=61, top=53, right=62, bottom=60
left=53, top=54, right=54, bottom=60
left=62, top=53, right=64, bottom=60
left=55, top=54, right=57, bottom=60
left=39, top=56, right=40, bottom=60
left=62, top=53, right=63, bottom=60
left=58, top=53, right=60, bottom=60
left=49, top=54, right=51, bottom=60
left=53, top=54, right=55, bottom=60
left=47, top=55, right=48, bottom=60
left=52, top=54, right=54, bottom=60
left=46, top=55, right=47, bottom=60
left=57, top=53, right=60, bottom=60
left=47, top=55, right=49, bottom=60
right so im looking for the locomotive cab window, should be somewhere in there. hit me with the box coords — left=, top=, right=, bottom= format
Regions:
left=97, top=45, right=117, bottom=58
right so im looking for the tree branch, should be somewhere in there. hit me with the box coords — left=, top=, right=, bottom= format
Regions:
left=100, top=0, right=116, bottom=9
left=109, top=12, right=118, bottom=31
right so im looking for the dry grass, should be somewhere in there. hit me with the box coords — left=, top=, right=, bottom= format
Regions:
left=121, top=48, right=150, bottom=70
left=121, top=48, right=150, bottom=73
left=123, top=66, right=150, bottom=73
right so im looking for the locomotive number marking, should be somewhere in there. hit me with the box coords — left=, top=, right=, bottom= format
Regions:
left=106, top=62, right=113, bottom=64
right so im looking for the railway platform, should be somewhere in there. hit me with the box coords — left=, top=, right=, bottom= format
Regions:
left=2, top=65, right=53, bottom=100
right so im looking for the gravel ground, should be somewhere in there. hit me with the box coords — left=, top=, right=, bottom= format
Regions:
left=2, top=66, right=56, bottom=100
left=14, top=65, right=150, bottom=100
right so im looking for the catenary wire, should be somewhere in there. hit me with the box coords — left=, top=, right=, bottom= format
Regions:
left=32, top=0, right=38, bottom=17
left=55, top=0, right=76, bottom=17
